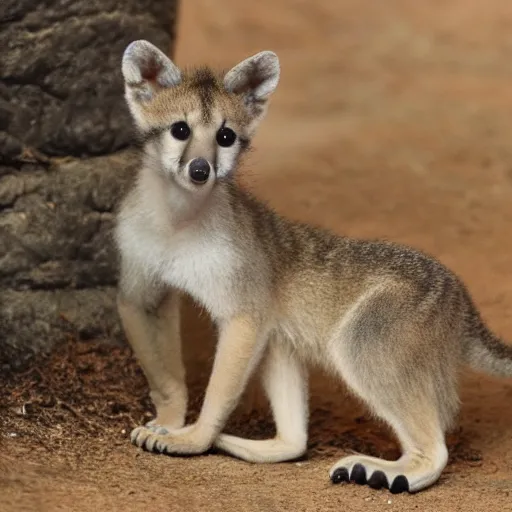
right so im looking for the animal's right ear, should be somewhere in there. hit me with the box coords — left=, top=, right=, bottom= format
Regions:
left=122, top=40, right=181, bottom=123
left=223, top=51, right=280, bottom=135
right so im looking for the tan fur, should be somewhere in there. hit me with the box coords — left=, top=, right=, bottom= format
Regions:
left=118, top=292, right=187, bottom=428
left=115, top=41, right=512, bottom=494
left=135, top=72, right=250, bottom=135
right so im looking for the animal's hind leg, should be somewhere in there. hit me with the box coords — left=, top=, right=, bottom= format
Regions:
left=329, top=284, right=458, bottom=493
left=214, top=341, right=309, bottom=463
left=329, top=397, right=448, bottom=493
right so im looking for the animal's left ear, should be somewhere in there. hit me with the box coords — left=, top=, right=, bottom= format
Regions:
left=224, top=51, right=280, bottom=132
left=122, top=40, right=181, bottom=129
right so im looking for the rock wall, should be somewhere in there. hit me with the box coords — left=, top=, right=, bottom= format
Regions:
left=0, top=0, right=179, bottom=369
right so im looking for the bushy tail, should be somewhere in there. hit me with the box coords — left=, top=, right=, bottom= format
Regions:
left=463, top=299, right=512, bottom=377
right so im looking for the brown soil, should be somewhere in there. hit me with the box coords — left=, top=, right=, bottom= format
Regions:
left=3, top=1, right=512, bottom=510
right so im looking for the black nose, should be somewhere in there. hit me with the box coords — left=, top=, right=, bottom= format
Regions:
left=188, top=158, right=210, bottom=184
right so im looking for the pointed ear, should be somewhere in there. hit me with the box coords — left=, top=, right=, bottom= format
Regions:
left=224, top=51, right=280, bottom=131
left=122, top=40, right=181, bottom=125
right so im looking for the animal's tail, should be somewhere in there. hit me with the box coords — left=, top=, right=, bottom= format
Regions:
left=463, top=294, right=512, bottom=377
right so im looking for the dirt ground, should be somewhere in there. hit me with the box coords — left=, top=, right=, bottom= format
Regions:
left=3, top=1, right=512, bottom=510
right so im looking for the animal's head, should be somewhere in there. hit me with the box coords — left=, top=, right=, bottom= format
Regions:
left=121, top=40, right=280, bottom=191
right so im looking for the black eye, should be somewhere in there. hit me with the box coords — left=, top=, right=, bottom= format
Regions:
left=216, top=127, right=237, bottom=147
left=170, top=121, right=191, bottom=141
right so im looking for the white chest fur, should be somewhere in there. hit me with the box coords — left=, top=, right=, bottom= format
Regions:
left=117, top=212, right=242, bottom=319
left=162, top=226, right=240, bottom=318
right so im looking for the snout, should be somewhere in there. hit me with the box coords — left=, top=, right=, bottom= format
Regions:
left=188, top=157, right=211, bottom=184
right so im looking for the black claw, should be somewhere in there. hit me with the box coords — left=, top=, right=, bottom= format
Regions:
left=350, top=464, right=367, bottom=485
left=368, top=470, right=389, bottom=490
left=331, top=467, right=349, bottom=484
left=390, top=475, right=409, bottom=494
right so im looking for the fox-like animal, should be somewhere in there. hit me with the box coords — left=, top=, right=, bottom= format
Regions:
left=115, top=40, right=512, bottom=494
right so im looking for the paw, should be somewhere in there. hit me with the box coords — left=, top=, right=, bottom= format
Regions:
left=130, top=424, right=210, bottom=455
left=329, top=456, right=409, bottom=494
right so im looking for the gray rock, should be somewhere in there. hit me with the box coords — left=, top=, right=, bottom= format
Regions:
left=0, top=0, right=177, bottom=157
left=1, top=287, right=122, bottom=370
left=0, top=0, right=178, bottom=369
left=0, top=152, right=137, bottom=369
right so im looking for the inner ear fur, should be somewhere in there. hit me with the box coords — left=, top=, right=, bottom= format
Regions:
left=122, top=40, right=181, bottom=102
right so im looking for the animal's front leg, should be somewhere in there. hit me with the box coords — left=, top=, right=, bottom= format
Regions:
left=118, top=290, right=187, bottom=430
left=132, top=314, right=266, bottom=455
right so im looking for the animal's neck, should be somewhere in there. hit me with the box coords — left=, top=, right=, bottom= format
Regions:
left=137, top=166, right=232, bottom=233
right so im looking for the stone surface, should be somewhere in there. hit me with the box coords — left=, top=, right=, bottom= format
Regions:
left=0, top=0, right=178, bottom=368
left=0, top=152, right=137, bottom=369
left=0, top=0, right=176, bottom=157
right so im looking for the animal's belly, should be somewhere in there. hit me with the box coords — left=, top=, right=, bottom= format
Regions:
left=276, top=314, right=330, bottom=367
